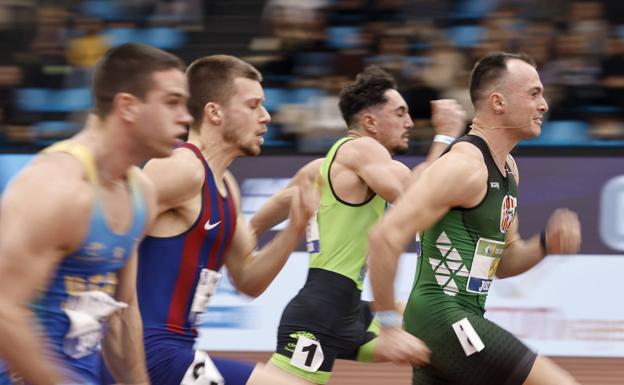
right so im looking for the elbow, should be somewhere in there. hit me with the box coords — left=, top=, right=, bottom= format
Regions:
left=236, top=281, right=266, bottom=298
left=494, top=267, right=513, bottom=279
left=248, top=218, right=260, bottom=238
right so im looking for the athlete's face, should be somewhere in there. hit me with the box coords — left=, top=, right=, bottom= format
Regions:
left=499, top=59, right=548, bottom=139
left=373, top=89, right=413, bottom=154
left=135, top=68, right=192, bottom=158
left=221, top=77, right=271, bottom=156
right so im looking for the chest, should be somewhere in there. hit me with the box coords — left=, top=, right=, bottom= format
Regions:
left=97, top=183, right=134, bottom=234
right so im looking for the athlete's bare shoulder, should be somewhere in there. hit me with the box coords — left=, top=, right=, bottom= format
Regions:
left=445, top=141, right=488, bottom=173
left=336, top=136, right=391, bottom=170
left=143, top=146, right=204, bottom=212
left=1, top=152, right=93, bottom=251
left=429, top=142, right=489, bottom=207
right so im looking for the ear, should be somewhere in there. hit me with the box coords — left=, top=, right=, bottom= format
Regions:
left=361, top=112, right=377, bottom=134
left=114, top=93, right=140, bottom=123
left=204, top=102, right=223, bottom=125
left=489, top=92, right=505, bottom=114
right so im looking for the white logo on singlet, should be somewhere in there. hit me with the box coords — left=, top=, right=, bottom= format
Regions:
left=490, top=182, right=500, bottom=189
left=204, top=220, right=221, bottom=231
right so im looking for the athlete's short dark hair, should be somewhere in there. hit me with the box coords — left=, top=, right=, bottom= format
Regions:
left=186, top=55, right=262, bottom=131
left=93, top=43, right=185, bottom=118
left=339, top=66, right=397, bottom=128
left=469, top=52, right=536, bottom=107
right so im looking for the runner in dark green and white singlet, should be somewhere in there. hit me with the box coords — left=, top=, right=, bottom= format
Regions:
left=404, top=135, right=535, bottom=385
left=368, top=53, right=583, bottom=385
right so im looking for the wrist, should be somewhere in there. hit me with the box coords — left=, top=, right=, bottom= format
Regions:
left=376, top=310, right=403, bottom=328
left=433, top=134, right=455, bottom=145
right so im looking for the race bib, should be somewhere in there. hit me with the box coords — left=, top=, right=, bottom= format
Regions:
left=290, top=336, right=324, bottom=372
left=466, top=238, right=504, bottom=294
left=62, top=290, right=127, bottom=358
left=451, top=317, right=485, bottom=356
left=189, top=269, right=221, bottom=325
left=306, top=211, right=320, bottom=254
left=180, top=350, right=224, bottom=385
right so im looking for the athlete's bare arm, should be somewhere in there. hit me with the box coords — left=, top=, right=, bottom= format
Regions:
left=250, top=158, right=324, bottom=237
left=224, top=171, right=318, bottom=297
left=338, top=137, right=412, bottom=203
left=102, top=250, right=149, bottom=384
left=497, top=157, right=581, bottom=278
left=368, top=143, right=488, bottom=312
left=101, top=173, right=157, bottom=384
left=0, top=155, right=92, bottom=385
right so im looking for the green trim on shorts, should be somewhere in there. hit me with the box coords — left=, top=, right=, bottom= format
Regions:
left=270, top=353, right=332, bottom=384
left=356, top=318, right=381, bottom=362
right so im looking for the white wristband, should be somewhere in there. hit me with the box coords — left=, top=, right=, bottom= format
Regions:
left=376, top=310, right=403, bottom=328
left=433, top=134, right=455, bottom=145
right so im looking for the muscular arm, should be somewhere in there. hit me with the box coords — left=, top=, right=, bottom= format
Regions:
left=101, top=251, right=149, bottom=384
left=497, top=157, right=582, bottom=277
left=341, top=137, right=412, bottom=203
left=368, top=145, right=487, bottom=311
left=249, top=158, right=323, bottom=237
left=226, top=172, right=318, bottom=297
left=101, top=174, right=157, bottom=384
left=0, top=159, right=88, bottom=385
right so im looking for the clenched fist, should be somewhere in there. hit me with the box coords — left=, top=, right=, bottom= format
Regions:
left=545, top=208, right=582, bottom=255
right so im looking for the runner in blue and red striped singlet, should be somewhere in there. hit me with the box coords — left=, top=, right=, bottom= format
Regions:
left=100, top=55, right=318, bottom=385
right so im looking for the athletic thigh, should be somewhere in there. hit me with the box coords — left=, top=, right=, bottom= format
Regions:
left=271, top=295, right=366, bottom=383
left=412, top=314, right=536, bottom=385
left=143, top=337, right=195, bottom=385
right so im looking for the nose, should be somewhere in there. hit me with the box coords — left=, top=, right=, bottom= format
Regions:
left=180, top=107, right=193, bottom=126
left=405, top=114, right=414, bottom=129
left=539, top=96, right=549, bottom=113
left=260, top=105, right=271, bottom=124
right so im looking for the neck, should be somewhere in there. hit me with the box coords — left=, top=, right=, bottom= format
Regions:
left=469, top=117, right=517, bottom=173
left=74, top=115, right=143, bottom=184
left=187, top=126, right=238, bottom=181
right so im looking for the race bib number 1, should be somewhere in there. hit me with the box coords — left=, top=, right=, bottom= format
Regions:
left=290, top=336, right=324, bottom=372
left=466, top=238, right=505, bottom=294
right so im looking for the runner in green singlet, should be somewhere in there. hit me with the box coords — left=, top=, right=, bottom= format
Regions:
left=250, top=66, right=468, bottom=384
left=368, top=52, right=583, bottom=385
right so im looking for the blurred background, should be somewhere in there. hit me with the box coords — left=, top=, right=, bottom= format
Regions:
left=0, top=1, right=623, bottom=384
left=2, top=0, right=624, bottom=153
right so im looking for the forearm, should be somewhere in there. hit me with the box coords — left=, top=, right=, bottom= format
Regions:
left=234, top=224, right=303, bottom=297
left=497, top=234, right=544, bottom=278
left=102, top=303, right=149, bottom=384
left=425, top=141, right=452, bottom=164
left=0, top=300, right=65, bottom=385
left=368, top=227, right=403, bottom=311
left=249, top=187, right=294, bottom=237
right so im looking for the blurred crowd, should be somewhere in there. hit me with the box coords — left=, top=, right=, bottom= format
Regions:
left=2, top=0, right=624, bottom=153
